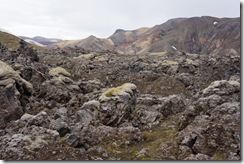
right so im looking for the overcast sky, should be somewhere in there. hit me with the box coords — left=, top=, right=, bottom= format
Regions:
left=0, top=0, right=240, bottom=40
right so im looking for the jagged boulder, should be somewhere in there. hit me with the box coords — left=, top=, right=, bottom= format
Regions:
left=0, top=60, right=33, bottom=93
left=202, top=80, right=240, bottom=97
left=159, top=94, right=187, bottom=118
left=177, top=80, right=240, bottom=160
left=48, top=66, right=78, bottom=89
left=194, top=80, right=240, bottom=114
left=131, top=94, right=163, bottom=129
left=160, top=60, right=179, bottom=75
left=78, top=79, right=104, bottom=94
left=70, top=83, right=139, bottom=147
left=176, top=73, right=194, bottom=87
left=98, top=83, right=138, bottom=126
left=39, top=66, right=81, bottom=104
left=0, top=126, right=59, bottom=160
left=0, top=110, right=59, bottom=160
left=74, top=83, right=139, bottom=128
left=0, top=60, right=33, bottom=128
left=0, top=89, right=23, bottom=129
left=76, top=100, right=100, bottom=125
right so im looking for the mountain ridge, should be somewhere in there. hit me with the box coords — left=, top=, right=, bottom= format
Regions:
left=50, top=16, right=240, bottom=56
left=1, top=16, right=240, bottom=56
left=19, top=36, right=62, bottom=46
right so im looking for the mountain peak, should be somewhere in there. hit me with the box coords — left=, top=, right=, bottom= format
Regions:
left=86, top=35, right=97, bottom=39
left=114, top=29, right=126, bottom=34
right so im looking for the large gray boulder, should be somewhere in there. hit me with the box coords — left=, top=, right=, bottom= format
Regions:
left=0, top=60, right=33, bottom=128
left=98, top=83, right=138, bottom=127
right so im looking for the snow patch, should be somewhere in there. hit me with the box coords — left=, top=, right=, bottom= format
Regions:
left=24, top=39, right=46, bottom=47
left=49, top=39, right=58, bottom=42
left=171, top=46, right=177, bottom=51
left=213, top=21, right=218, bottom=25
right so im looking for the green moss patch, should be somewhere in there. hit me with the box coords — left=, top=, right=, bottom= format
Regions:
left=98, top=119, right=179, bottom=160
left=213, top=152, right=224, bottom=160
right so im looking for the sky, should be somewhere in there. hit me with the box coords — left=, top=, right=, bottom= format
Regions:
left=0, top=0, right=240, bottom=40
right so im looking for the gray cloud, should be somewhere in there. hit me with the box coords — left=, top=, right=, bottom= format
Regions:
left=0, top=0, right=240, bottom=39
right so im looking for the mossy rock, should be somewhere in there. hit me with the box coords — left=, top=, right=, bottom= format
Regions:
left=185, top=59, right=199, bottom=66
left=99, top=83, right=137, bottom=101
left=0, top=60, right=33, bottom=93
left=161, top=60, right=178, bottom=66
left=74, top=53, right=95, bottom=60
left=213, top=152, right=224, bottom=160
left=95, top=56, right=107, bottom=62
left=49, top=67, right=71, bottom=77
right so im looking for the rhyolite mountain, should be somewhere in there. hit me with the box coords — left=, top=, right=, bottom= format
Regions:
left=49, top=35, right=114, bottom=52
left=50, top=16, right=240, bottom=56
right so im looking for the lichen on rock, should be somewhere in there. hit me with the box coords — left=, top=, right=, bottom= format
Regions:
left=99, top=83, right=138, bottom=102
left=0, top=60, right=33, bottom=93
left=48, top=66, right=71, bottom=77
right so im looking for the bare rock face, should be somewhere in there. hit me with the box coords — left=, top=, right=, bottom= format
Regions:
left=177, top=80, right=240, bottom=160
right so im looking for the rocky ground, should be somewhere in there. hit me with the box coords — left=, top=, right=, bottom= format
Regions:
left=0, top=42, right=240, bottom=160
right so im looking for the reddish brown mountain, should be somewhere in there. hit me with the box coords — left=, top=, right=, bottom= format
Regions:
left=50, top=16, right=240, bottom=56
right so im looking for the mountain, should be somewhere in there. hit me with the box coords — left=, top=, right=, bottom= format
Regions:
left=22, top=38, right=46, bottom=47
left=49, top=35, right=114, bottom=52
left=110, top=16, right=240, bottom=55
left=50, top=16, right=240, bottom=56
left=109, top=18, right=188, bottom=54
left=19, top=36, right=62, bottom=46
left=108, top=27, right=150, bottom=46
left=0, top=29, right=21, bottom=50
left=0, top=29, right=42, bottom=50
left=0, top=17, right=240, bottom=160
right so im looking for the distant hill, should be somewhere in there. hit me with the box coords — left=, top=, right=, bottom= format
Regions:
left=0, top=29, right=42, bottom=50
left=19, top=36, right=62, bottom=46
left=49, top=35, right=114, bottom=52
